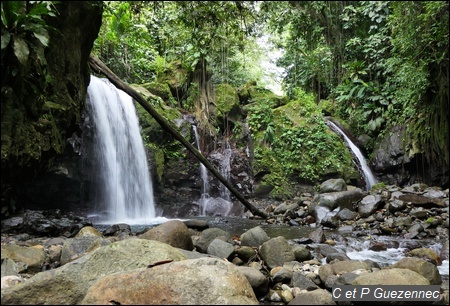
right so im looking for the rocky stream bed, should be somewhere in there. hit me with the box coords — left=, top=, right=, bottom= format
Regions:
left=1, top=182, right=449, bottom=305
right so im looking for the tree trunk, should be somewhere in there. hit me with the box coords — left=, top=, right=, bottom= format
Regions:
left=88, top=55, right=268, bottom=219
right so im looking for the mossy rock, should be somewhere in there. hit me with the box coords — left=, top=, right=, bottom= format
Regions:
left=214, top=83, right=242, bottom=125
left=318, top=99, right=336, bottom=116
left=138, top=81, right=176, bottom=106
left=157, top=60, right=189, bottom=94
left=238, top=81, right=288, bottom=108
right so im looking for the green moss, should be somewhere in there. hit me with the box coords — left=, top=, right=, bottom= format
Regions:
left=139, top=81, right=177, bottom=107
left=147, top=144, right=165, bottom=183
left=135, top=100, right=185, bottom=165
left=371, top=182, right=386, bottom=191
left=214, top=83, right=242, bottom=124
left=248, top=94, right=358, bottom=188
left=318, top=99, right=336, bottom=116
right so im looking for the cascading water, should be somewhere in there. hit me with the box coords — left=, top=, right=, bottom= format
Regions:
left=218, top=141, right=232, bottom=203
left=84, top=75, right=157, bottom=224
left=192, top=125, right=234, bottom=216
left=326, top=119, right=378, bottom=190
left=192, top=125, right=210, bottom=214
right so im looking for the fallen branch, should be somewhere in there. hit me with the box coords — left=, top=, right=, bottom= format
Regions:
left=88, top=55, right=268, bottom=219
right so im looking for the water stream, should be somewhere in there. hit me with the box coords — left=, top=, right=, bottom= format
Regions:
left=192, top=126, right=235, bottom=216
left=84, top=76, right=163, bottom=225
left=326, top=119, right=378, bottom=190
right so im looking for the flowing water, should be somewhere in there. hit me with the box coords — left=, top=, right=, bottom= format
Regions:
left=326, top=119, right=378, bottom=190
left=192, top=126, right=236, bottom=216
left=84, top=76, right=162, bottom=224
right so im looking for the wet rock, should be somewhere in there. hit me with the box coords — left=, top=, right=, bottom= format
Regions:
left=102, top=223, right=132, bottom=236
left=309, top=227, right=326, bottom=243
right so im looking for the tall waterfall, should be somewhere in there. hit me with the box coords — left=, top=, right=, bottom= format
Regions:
left=326, top=119, right=378, bottom=190
left=84, top=76, right=157, bottom=224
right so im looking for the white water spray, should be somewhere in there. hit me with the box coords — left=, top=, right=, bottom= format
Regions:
left=85, top=76, right=157, bottom=224
left=327, top=120, right=378, bottom=190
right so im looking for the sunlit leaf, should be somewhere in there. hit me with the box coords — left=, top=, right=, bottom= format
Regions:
left=13, top=36, right=30, bottom=66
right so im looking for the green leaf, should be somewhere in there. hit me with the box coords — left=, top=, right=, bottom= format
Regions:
left=44, top=101, right=66, bottom=110
left=1, top=30, right=11, bottom=50
left=33, top=28, right=49, bottom=46
left=1, top=1, right=23, bottom=29
left=13, top=36, right=30, bottom=66
left=356, top=87, right=365, bottom=98
left=28, top=3, right=50, bottom=16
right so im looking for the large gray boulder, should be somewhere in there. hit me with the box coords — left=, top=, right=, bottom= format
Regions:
left=81, top=257, right=259, bottom=305
left=1, top=239, right=187, bottom=305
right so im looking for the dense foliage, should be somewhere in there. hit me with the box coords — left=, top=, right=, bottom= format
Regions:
left=93, top=1, right=448, bottom=186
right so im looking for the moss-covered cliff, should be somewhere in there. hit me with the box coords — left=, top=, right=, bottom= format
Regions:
left=1, top=1, right=103, bottom=216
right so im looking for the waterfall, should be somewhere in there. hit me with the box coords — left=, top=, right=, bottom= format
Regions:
left=218, top=140, right=232, bottom=203
left=84, top=76, right=157, bottom=224
left=192, top=125, right=234, bottom=216
left=326, top=119, right=378, bottom=190
left=192, top=125, right=210, bottom=215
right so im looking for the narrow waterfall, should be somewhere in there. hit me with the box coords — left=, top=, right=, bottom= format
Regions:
left=326, top=119, right=378, bottom=190
left=84, top=76, right=157, bottom=224
left=192, top=125, right=233, bottom=216
left=192, top=125, right=210, bottom=215
left=218, top=140, right=232, bottom=203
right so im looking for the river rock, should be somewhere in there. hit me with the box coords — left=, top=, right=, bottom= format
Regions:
left=206, top=238, right=235, bottom=260
left=1, top=244, right=46, bottom=274
left=291, top=271, right=319, bottom=290
left=193, top=227, right=232, bottom=253
left=240, top=226, right=270, bottom=247
left=0, top=239, right=187, bottom=305
left=139, top=219, right=194, bottom=251
left=60, top=236, right=111, bottom=265
left=319, top=178, right=347, bottom=193
left=352, top=268, right=430, bottom=285
left=389, top=257, right=442, bottom=285
left=81, top=257, right=259, bottom=305
left=237, top=266, right=269, bottom=298
left=259, top=236, right=295, bottom=270
left=358, top=194, right=383, bottom=217
left=288, top=288, right=336, bottom=305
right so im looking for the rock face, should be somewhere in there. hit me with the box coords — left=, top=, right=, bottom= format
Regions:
left=1, top=2, right=103, bottom=217
left=370, top=124, right=449, bottom=187
left=158, top=144, right=254, bottom=218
